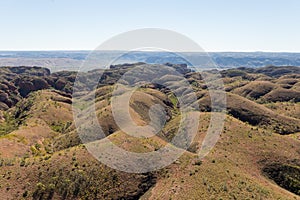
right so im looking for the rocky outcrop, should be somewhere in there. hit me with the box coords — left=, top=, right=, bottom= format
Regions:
left=0, top=66, right=75, bottom=110
left=0, top=64, right=299, bottom=112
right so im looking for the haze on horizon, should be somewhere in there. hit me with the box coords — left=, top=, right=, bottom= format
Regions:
left=0, top=0, right=300, bottom=52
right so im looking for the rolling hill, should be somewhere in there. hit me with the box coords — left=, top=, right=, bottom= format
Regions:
left=0, top=64, right=299, bottom=199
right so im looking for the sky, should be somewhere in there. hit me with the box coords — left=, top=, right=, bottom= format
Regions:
left=0, top=0, right=300, bottom=52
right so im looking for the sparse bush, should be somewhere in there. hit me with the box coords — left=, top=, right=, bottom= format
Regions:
left=194, top=160, right=202, bottom=166
left=22, top=190, right=28, bottom=197
left=20, top=158, right=26, bottom=167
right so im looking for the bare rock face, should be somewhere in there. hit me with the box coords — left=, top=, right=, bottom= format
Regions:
left=165, top=63, right=191, bottom=74
left=6, top=66, right=51, bottom=76
left=0, top=66, right=79, bottom=110
left=0, top=102, right=9, bottom=110
left=0, top=79, right=21, bottom=109
left=0, top=67, right=52, bottom=109
left=14, top=77, right=49, bottom=97
left=0, top=110, right=4, bottom=122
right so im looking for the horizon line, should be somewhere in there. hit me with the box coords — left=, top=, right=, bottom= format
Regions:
left=0, top=50, right=300, bottom=53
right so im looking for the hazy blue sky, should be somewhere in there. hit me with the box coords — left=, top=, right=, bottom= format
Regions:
left=1, top=0, right=300, bottom=52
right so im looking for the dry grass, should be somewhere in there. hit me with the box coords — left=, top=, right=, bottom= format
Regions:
left=232, top=81, right=276, bottom=100
left=143, top=114, right=300, bottom=200
left=0, top=65, right=300, bottom=199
